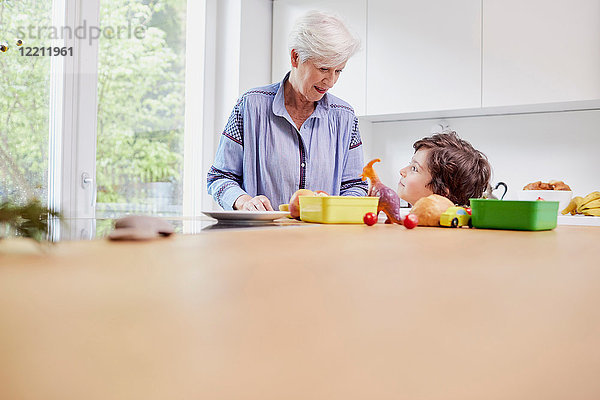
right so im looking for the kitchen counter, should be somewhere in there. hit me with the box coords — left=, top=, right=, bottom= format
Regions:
left=1, top=224, right=599, bottom=399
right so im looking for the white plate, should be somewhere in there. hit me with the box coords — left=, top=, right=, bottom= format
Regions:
left=519, top=190, right=572, bottom=214
left=202, top=210, right=290, bottom=223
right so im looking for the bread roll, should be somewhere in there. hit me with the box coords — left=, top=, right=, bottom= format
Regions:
left=410, top=194, right=454, bottom=226
left=524, top=180, right=571, bottom=191
left=549, top=180, right=572, bottom=191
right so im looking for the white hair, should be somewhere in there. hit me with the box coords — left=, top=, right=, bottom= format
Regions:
left=288, top=10, right=360, bottom=67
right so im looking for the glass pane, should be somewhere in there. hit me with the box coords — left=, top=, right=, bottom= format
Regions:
left=0, top=0, right=52, bottom=204
left=95, top=0, right=186, bottom=218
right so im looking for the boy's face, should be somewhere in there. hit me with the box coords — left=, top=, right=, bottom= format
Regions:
left=397, top=149, right=434, bottom=206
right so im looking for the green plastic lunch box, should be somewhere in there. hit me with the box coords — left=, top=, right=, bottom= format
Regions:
left=469, top=199, right=559, bottom=231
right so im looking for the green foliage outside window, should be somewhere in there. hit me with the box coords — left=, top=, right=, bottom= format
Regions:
left=0, top=0, right=187, bottom=209
left=96, top=0, right=186, bottom=204
left=0, top=0, right=51, bottom=203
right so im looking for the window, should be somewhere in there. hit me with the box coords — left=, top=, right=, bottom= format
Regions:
left=95, top=0, right=187, bottom=218
left=2, top=0, right=206, bottom=229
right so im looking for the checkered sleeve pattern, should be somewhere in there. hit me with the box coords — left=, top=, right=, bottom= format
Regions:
left=207, top=97, right=248, bottom=210
left=222, top=98, right=244, bottom=146
left=349, top=117, right=362, bottom=150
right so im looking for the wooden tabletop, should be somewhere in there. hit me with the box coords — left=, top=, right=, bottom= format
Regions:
left=1, top=224, right=599, bottom=399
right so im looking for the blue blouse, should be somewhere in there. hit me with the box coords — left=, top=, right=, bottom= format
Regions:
left=207, top=73, right=368, bottom=210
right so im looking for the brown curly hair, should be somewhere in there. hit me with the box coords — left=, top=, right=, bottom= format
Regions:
left=413, top=132, right=491, bottom=206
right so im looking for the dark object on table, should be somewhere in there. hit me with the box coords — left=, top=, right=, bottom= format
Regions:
left=108, top=215, right=174, bottom=241
left=483, top=182, right=508, bottom=200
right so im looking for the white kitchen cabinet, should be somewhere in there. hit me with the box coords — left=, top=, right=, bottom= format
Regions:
left=272, top=0, right=367, bottom=115
left=366, top=0, right=481, bottom=115
left=483, top=0, right=600, bottom=107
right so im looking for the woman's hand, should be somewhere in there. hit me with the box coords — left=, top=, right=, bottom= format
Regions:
left=234, top=194, right=274, bottom=211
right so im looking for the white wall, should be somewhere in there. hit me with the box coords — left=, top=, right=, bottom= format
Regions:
left=367, top=0, right=481, bottom=115
left=214, top=0, right=242, bottom=135
left=363, top=110, right=600, bottom=200
left=482, top=0, right=600, bottom=107
left=213, top=0, right=273, bottom=133
left=240, top=0, right=273, bottom=94
left=211, top=0, right=273, bottom=142
left=202, top=0, right=273, bottom=211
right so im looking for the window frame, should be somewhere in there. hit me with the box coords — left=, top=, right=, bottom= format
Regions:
left=49, top=0, right=99, bottom=221
left=49, top=0, right=207, bottom=227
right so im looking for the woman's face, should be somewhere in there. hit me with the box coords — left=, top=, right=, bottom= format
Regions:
left=397, top=149, right=434, bottom=206
left=291, top=51, right=346, bottom=102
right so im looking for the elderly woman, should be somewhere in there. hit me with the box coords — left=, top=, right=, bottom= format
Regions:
left=207, top=11, right=367, bottom=211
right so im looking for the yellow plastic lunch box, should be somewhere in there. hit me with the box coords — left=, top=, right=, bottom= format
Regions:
left=299, top=196, right=379, bottom=224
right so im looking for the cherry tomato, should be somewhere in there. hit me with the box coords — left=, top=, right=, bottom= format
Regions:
left=537, top=197, right=545, bottom=201
left=465, top=207, right=472, bottom=215
left=403, top=214, right=418, bottom=229
left=363, top=212, right=377, bottom=226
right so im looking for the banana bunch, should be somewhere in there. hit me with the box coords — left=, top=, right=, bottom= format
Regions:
left=562, top=191, right=600, bottom=216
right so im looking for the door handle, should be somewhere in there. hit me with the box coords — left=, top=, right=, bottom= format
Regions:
left=81, top=172, right=96, bottom=208
left=81, top=172, right=92, bottom=188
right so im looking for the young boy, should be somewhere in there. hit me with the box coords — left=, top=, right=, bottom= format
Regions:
left=397, top=131, right=491, bottom=206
